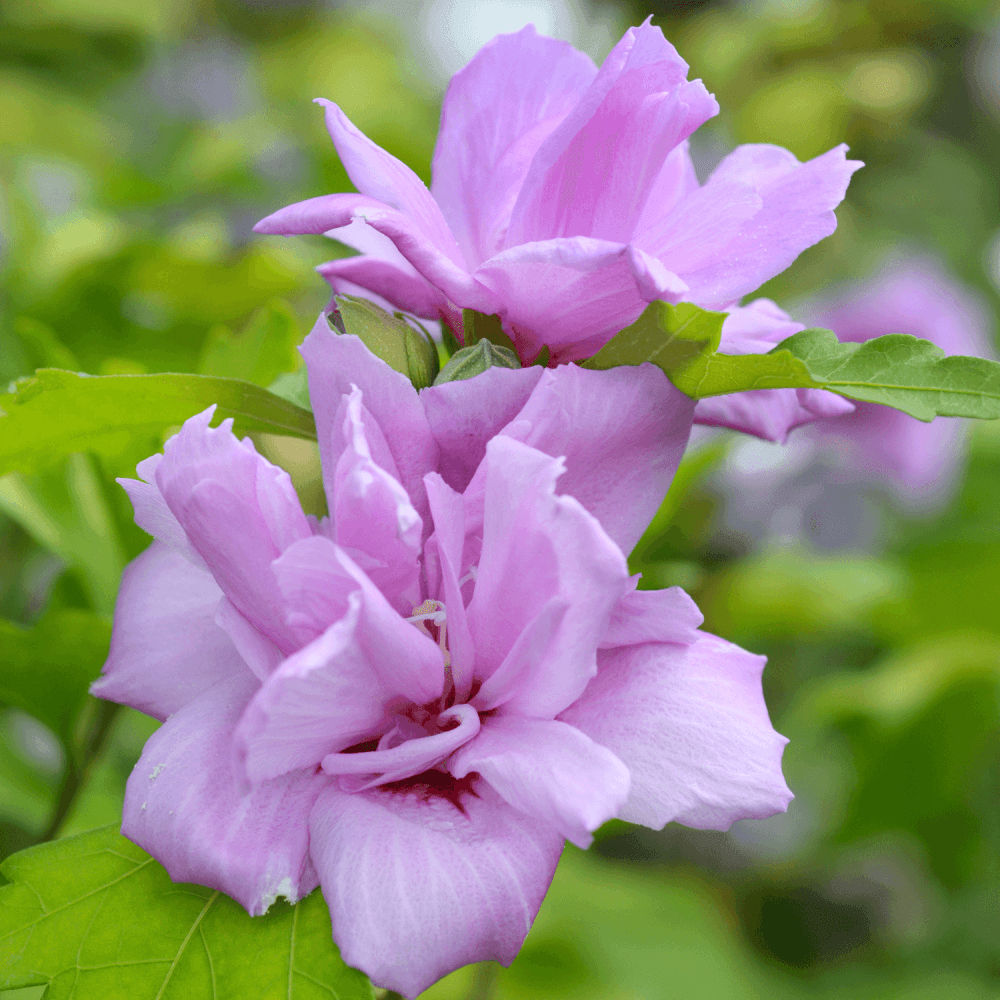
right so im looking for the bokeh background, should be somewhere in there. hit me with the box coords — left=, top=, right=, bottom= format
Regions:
left=2, top=0, right=1000, bottom=997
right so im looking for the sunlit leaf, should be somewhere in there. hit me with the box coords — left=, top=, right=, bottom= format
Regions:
left=0, top=825, right=375, bottom=1000
left=0, top=369, right=316, bottom=478
left=0, top=609, right=110, bottom=744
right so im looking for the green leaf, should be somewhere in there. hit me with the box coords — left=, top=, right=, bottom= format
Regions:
left=336, top=296, right=439, bottom=389
left=197, top=300, right=303, bottom=388
left=461, top=309, right=518, bottom=355
left=0, top=825, right=375, bottom=1000
left=772, top=327, right=1000, bottom=420
left=0, top=609, right=110, bottom=744
left=0, top=369, right=316, bottom=478
left=0, top=454, right=127, bottom=615
left=581, top=301, right=816, bottom=397
left=432, top=339, right=521, bottom=386
left=14, top=318, right=80, bottom=372
left=583, top=301, right=1000, bottom=421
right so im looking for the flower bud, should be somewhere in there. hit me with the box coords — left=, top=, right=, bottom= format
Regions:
left=432, top=338, right=521, bottom=385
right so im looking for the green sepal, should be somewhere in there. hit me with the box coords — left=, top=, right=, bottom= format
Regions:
left=432, top=339, right=521, bottom=386
left=0, top=825, right=375, bottom=1000
left=0, top=369, right=316, bottom=478
left=335, top=295, right=439, bottom=389
left=461, top=309, right=518, bottom=355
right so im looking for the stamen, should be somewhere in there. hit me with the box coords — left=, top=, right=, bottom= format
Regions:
left=457, top=566, right=478, bottom=589
left=407, top=600, right=451, bottom=669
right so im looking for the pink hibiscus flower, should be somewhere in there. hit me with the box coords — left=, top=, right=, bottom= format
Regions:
left=255, top=20, right=860, bottom=368
left=92, top=318, right=792, bottom=997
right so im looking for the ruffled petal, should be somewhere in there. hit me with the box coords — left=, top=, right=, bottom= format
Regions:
left=154, top=408, right=312, bottom=653
left=507, top=19, right=699, bottom=246
left=91, top=542, right=251, bottom=720
left=468, top=437, right=630, bottom=718
left=122, top=673, right=324, bottom=916
left=600, top=583, right=703, bottom=648
left=431, top=24, right=597, bottom=266
left=317, top=256, right=449, bottom=320
left=501, top=363, right=695, bottom=554
left=559, top=633, right=793, bottom=831
left=300, top=317, right=439, bottom=523
left=272, top=536, right=445, bottom=706
left=682, top=144, right=863, bottom=308
left=449, top=715, right=630, bottom=848
left=474, top=237, right=687, bottom=363
left=332, top=387, right=422, bottom=613
left=236, top=592, right=396, bottom=784
left=420, top=365, right=544, bottom=493
left=308, top=779, right=563, bottom=998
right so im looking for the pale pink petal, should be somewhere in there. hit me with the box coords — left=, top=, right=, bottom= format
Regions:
left=601, top=584, right=703, bottom=648
left=502, top=363, right=695, bottom=554
left=333, top=388, right=422, bottom=613
left=420, top=365, right=544, bottom=493
left=236, top=592, right=398, bottom=784
left=314, top=99, right=465, bottom=267
left=560, top=633, right=793, bottom=830
left=317, top=256, right=449, bottom=320
left=682, top=144, right=863, bottom=308
left=253, top=191, right=386, bottom=236
left=309, top=780, right=564, bottom=998
left=154, top=408, right=311, bottom=653
left=506, top=19, right=696, bottom=246
left=321, top=704, right=480, bottom=789
left=505, top=60, right=716, bottom=245
left=272, top=536, right=445, bottom=706
left=122, top=672, right=325, bottom=916
left=449, top=715, right=630, bottom=848
left=467, top=437, right=630, bottom=718
left=474, top=237, right=687, bottom=362
left=633, top=140, right=702, bottom=232
left=300, top=317, right=439, bottom=522
left=215, top=597, right=283, bottom=681
left=423, top=473, right=475, bottom=700
left=91, top=542, right=251, bottom=720
left=432, top=24, right=597, bottom=266
left=117, top=454, right=206, bottom=569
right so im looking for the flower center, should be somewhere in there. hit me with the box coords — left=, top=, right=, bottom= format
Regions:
left=407, top=599, right=450, bottom=669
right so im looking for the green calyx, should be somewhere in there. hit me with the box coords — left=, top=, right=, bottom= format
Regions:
left=432, top=338, right=521, bottom=386
left=332, top=295, right=440, bottom=389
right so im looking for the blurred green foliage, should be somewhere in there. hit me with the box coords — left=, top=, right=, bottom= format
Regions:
left=1, top=0, right=999, bottom=997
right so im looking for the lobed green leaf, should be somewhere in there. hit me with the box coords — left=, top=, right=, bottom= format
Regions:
left=0, top=369, right=316, bottom=478
left=584, top=301, right=1000, bottom=421
left=0, top=826, right=374, bottom=1000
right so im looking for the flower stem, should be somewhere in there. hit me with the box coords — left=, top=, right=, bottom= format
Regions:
left=40, top=699, right=120, bottom=842
left=468, top=964, right=498, bottom=1000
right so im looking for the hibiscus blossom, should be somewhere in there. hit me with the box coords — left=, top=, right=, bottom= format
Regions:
left=254, top=20, right=860, bottom=367
left=92, top=318, right=792, bottom=997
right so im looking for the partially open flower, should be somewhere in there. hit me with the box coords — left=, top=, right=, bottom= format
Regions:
left=93, top=319, right=792, bottom=997
left=255, top=20, right=860, bottom=368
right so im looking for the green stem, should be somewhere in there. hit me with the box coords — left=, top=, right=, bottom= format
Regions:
left=40, top=699, right=120, bottom=843
left=468, top=964, right=498, bottom=1000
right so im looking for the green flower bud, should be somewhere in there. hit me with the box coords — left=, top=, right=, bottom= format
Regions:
left=432, top=338, right=522, bottom=386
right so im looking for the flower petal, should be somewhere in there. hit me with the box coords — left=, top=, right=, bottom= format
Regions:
left=468, top=437, right=630, bottom=718
left=502, top=363, right=695, bottom=554
left=475, top=237, right=686, bottom=362
left=431, top=24, right=597, bottom=267
left=317, top=256, right=449, bottom=320
left=420, top=365, right=544, bottom=493
left=449, top=715, right=630, bottom=848
left=507, top=19, right=700, bottom=246
left=559, top=633, right=793, bottom=830
left=272, top=535, right=445, bottom=706
left=308, top=779, right=564, bottom=998
left=682, top=144, right=863, bottom=308
left=236, top=592, right=397, bottom=784
left=154, top=408, right=311, bottom=653
left=91, top=542, right=251, bottom=720
left=122, top=673, right=324, bottom=916
left=300, top=316, right=439, bottom=522
left=332, top=387, right=422, bottom=613
left=600, top=584, right=703, bottom=648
